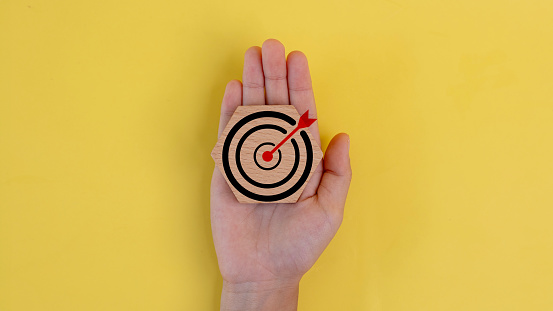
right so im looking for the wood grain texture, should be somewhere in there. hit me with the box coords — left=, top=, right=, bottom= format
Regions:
left=212, top=105, right=323, bottom=203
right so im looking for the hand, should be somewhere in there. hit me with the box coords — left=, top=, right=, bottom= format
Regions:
left=211, top=39, right=352, bottom=311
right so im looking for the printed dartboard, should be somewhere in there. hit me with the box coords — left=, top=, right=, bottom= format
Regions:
left=212, top=105, right=323, bottom=203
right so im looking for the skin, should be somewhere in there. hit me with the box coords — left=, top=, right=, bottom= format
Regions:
left=211, top=39, right=352, bottom=311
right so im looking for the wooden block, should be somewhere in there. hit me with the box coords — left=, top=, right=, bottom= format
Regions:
left=211, top=105, right=323, bottom=203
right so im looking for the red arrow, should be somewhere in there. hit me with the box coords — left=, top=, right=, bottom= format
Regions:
left=262, top=110, right=317, bottom=162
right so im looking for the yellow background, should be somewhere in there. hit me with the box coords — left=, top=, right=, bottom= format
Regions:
left=1, top=0, right=552, bottom=310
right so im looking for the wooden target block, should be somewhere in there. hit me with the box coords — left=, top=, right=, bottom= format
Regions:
left=211, top=105, right=323, bottom=203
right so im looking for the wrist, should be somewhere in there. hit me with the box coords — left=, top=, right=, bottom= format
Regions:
left=220, top=278, right=301, bottom=311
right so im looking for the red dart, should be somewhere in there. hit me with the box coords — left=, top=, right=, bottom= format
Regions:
left=262, top=110, right=317, bottom=162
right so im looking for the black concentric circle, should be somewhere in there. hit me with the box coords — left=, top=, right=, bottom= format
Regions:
left=222, top=110, right=313, bottom=202
left=253, top=143, right=282, bottom=170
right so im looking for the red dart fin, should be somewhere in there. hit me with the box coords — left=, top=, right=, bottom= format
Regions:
left=297, top=110, right=317, bottom=129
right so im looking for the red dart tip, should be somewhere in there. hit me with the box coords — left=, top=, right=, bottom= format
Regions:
left=298, top=110, right=317, bottom=128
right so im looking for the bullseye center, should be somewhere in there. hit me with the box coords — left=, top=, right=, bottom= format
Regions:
left=262, top=151, right=273, bottom=162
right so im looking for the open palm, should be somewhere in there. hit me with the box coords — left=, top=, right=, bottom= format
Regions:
left=211, top=39, right=351, bottom=288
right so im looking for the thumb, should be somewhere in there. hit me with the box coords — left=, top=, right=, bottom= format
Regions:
left=317, top=133, right=352, bottom=216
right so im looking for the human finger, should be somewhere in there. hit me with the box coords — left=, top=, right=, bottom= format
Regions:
left=262, top=39, right=289, bottom=105
left=242, top=46, right=265, bottom=106
left=217, top=80, right=242, bottom=138
left=317, top=133, right=352, bottom=221
left=287, top=50, right=320, bottom=145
